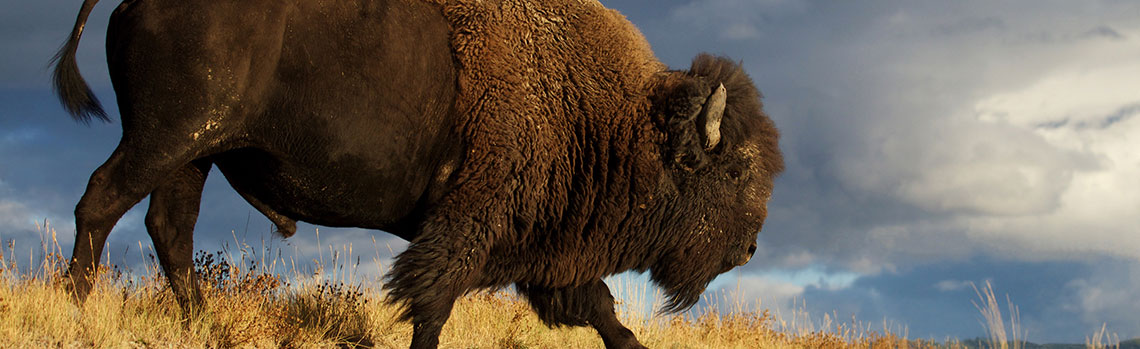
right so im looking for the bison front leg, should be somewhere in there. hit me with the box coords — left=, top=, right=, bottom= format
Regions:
left=144, top=160, right=211, bottom=316
left=519, top=279, right=647, bottom=349
left=384, top=218, right=489, bottom=349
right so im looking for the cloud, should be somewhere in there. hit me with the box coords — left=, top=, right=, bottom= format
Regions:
left=1064, top=261, right=1140, bottom=332
left=1081, top=26, right=1125, bottom=40
left=704, top=266, right=859, bottom=315
left=975, top=63, right=1140, bottom=130
left=934, top=279, right=971, bottom=292
left=824, top=5, right=1140, bottom=226
left=0, top=171, right=66, bottom=246
left=798, top=257, right=1140, bottom=342
left=857, top=118, right=1094, bottom=216
left=930, top=17, right=1006, bottom=37
left=669, top=0, right=807, bottom=41
left=708, top=274, right=805, bottom=315
left=0, top=199, right=37, bottom=234
left=951, top=40, right=1140, bottom=261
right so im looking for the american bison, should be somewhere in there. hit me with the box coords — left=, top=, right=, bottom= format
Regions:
left=53, top=0, right=782, bottom=347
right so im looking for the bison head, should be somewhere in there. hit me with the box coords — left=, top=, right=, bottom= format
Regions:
left=646, top=54, right=783, bottom=313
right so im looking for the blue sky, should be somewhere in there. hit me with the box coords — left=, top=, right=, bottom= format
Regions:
left=2, top=0, right=1139, bottom=343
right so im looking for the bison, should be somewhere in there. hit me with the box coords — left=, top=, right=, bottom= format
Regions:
left=52, top=0, right=783, bottom=347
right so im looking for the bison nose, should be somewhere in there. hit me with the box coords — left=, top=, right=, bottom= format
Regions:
left=740, top=242, right=757, bottom=266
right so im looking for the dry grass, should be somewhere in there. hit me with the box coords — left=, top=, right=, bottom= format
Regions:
left=0, top=222, right=1124, bottom=348
left=972, top=280, right=1025, bottom=349
left=1088, top=323, right=1121, bottom=349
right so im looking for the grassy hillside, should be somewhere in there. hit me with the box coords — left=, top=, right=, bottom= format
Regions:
left=0, top=225, right=1127, bottom=348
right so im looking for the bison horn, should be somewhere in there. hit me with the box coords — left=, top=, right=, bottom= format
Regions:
left=698, top=83, right=727, bottom=150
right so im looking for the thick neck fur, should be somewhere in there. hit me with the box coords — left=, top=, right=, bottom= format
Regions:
left=432, top=0, right=692, bottom=288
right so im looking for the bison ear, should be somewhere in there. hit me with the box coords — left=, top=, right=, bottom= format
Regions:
left=656, top=79, right=727, bottom=170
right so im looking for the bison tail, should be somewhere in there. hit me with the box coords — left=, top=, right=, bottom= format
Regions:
left=50, top=0, right=108, bottom=124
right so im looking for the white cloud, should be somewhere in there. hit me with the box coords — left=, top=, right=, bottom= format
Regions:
left=934, top=279, right=971, bottom=292
left=1060, top=261, right=1140, bottom=334
left=882, top=119, right=1092, bottom=216
left=703, top=266, right=861, bottom=318
left=805, top=2, right=1140, bottom=264
left=976, top=67, right=1140, bottom=129
left=0, top=176, right=60, bottom=238
left=708, top=273, right=806, bottom=315
left=954, top=42, right=1140, bottom=260
left=0, top=199, right=36, bottom=231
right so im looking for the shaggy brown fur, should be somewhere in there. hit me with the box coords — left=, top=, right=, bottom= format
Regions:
left=425, top=0, right=667, bottom=259
left=419, top=0, right=667, bottom=283
left=385, top=0, right=784, bottom=347
left=384, top=3, right=678, bottom=346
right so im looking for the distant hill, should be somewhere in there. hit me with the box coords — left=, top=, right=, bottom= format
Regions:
left=958, top=338, right=1140, bottom=349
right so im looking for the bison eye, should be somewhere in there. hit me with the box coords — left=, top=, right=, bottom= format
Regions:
left=727, top=167, right=743, bottom=179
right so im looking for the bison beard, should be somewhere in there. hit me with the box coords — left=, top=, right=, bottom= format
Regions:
left=51, top=0, right=782, bottom=348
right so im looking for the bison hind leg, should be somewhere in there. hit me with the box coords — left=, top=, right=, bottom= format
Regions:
left=517, top=279, right=647, bottom=349
left=67, top=143, right=206, bottom=304
left=144, top=160, right=212, bottom=317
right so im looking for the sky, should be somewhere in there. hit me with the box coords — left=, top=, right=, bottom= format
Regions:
left=2, top=0, right=1138, bottom=343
